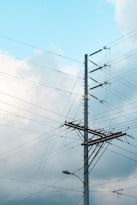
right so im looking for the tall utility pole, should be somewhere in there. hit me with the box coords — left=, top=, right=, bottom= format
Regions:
left=64, top=53, right=126, bottom=205
left=84, top=54, right=89, bottom=205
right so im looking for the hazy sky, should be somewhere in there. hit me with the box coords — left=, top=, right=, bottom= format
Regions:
left=0, top=0, right=137, bottom=205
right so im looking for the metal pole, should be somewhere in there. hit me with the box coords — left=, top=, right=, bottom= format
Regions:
left=84, top=54, right=89, bottom=205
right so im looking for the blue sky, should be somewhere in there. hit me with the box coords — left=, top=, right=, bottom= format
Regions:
left=0, top=0, right=119, bottom=59
left=0, top=1, right=137, bottom=205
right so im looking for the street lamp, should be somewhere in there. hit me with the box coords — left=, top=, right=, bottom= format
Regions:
left=62, top=170, right=84, bottom=185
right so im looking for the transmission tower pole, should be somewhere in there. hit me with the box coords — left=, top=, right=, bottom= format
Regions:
left=84, top=54, right=89, bottom=205
left=64, top=51, right=126, bottom=205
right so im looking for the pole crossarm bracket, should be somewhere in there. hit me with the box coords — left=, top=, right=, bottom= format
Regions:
left=64, top=121, right=106, bottom=138
left=64, top=121, right=126, bottom=146
left=82, top=132, right=126, bottom=146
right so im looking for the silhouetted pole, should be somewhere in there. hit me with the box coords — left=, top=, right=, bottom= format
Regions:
left=84, top=54, right=89, bottom=205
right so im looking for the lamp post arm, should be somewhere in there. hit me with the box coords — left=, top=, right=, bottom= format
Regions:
left=72, top=173, right=84, bottom=185
left=62, top=170, right=84, bottom=185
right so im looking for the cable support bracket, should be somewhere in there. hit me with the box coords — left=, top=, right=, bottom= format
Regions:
left=64, top=121, right=126, bottom=146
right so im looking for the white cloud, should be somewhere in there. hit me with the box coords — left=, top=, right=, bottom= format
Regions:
left=108, top=0, right=137, bottom=34
left=0, top=49, right=83, bottom=203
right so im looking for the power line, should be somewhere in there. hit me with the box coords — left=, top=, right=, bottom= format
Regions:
left=0, top=34, right=83, bottom=64
left=106, top=28, right=137, bottom=48
left=0, top=90, right=77, bottom=120
left=0, top=52, right=84, bottom=80
left=0, top=72, right=83, bottom=96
